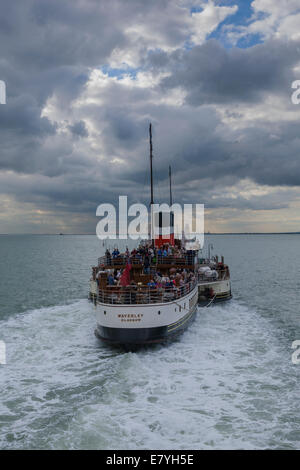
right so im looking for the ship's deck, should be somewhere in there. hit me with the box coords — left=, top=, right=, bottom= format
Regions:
left=98, top=254, right=196, bottom=269
left=96, top=280, right=197, bottom=305
left=91, top=248, right=230, bottom=305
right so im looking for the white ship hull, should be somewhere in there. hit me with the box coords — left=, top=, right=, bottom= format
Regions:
left=198, top=279, right=232, bottom=304
left=92, top=283, right=199, bottom=345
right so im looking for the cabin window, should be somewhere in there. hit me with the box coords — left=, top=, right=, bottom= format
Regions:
left=158, top=310, right=161, bottom=315
left=104, top=310, right=106, bottom=315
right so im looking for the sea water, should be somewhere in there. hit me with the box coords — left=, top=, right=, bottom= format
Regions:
left=0, top=234, right=299, bottom=449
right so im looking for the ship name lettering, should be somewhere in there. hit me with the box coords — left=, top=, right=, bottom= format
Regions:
left=118, top=314, right=143, bottom=318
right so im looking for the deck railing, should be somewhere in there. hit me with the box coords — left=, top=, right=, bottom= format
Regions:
left=97, top=280, right=196, bottom=305
left=98, top=254, right=196, bottom=268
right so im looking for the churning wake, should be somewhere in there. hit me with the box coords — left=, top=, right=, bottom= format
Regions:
left=0, top=299, right=299, bottom=449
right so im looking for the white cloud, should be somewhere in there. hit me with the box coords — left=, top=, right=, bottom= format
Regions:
left=190, top=1, right=238, bottom=44
left=226, top=0, right=300, bottom=43
left=107, top=1, right=239, bottom=67
left=276, top=12, right=300, bottom=40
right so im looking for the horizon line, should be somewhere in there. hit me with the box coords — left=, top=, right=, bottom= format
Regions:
left=0, top=232, right=300, bottom=236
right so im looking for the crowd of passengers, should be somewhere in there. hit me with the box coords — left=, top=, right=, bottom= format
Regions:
left=96, top=242, right=196, bottom=291
left=97, top=268, right=196, bottom=304
left=104, top=242, right=195, bottom=270
left=99, top=267, right=196, bottom=289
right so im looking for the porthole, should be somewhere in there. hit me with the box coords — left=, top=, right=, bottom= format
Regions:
left=158, top=310, right=161, bottom=315
left=104, top=310, right=107, bottom=315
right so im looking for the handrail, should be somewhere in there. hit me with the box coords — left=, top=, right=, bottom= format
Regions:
left=97, top=280, right=197, bottom=305
left=98, top=254, right=196, bottom=267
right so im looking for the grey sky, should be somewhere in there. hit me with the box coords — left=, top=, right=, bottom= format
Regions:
left=0, top=0, right=300, bottom=233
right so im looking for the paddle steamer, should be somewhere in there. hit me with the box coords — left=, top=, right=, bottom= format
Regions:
left=89, top=125, right=231, bottom=346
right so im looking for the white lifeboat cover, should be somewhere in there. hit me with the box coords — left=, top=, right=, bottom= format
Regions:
left=199, top=266, right=210, bottom=273
left=204, top=269, right=214, bottom=277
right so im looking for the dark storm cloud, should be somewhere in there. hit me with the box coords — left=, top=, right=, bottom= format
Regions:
left=0, top=0, right=187, bottom=178
left=0, top=0, right=128, bottom=182
left=1, top=0, right=300, bottom=233
left=143, top=38, right=300, bottom=190
left=0, top=0, right=127, bottom=70
left=96, top=98, right=300, bottom=191
left=0, top=94, right=55, bottom=136
left=0, top=0, right=186, bottom=72
left=68, top=121, right=89, bottom=138
left=160, top=38, right=300, bottom=105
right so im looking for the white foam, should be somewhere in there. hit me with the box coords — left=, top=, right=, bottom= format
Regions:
left=0, top=300, right=299, bottom=449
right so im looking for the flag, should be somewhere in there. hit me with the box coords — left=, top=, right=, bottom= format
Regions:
left=120, top=261, right=132, bottom=286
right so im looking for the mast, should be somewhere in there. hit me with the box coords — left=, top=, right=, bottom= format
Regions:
left=169, top=165, right=175, bottom=245
left=149, top=123, right=154, bottom=244
left=169, top=165, right=172, bottom=206
left=149, top=123, right=154, bottom=205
